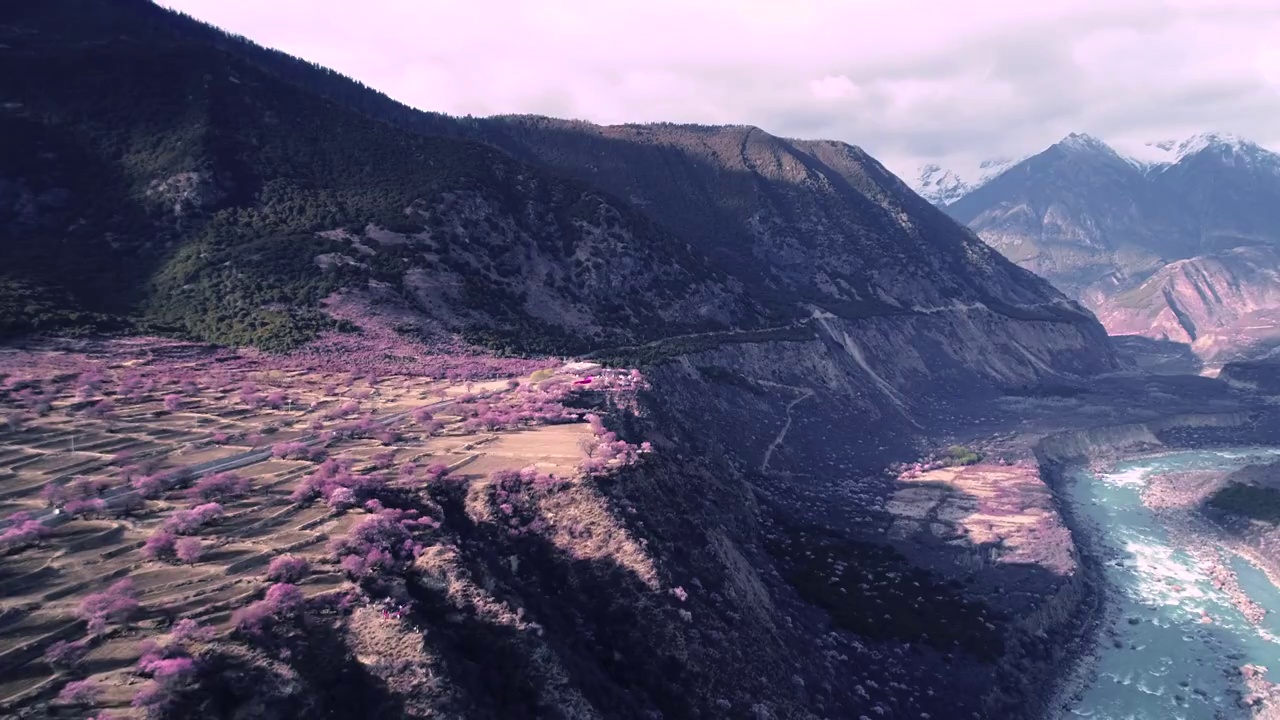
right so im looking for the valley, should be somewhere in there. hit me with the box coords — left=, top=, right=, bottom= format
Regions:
left=2, top=2, right=1280, bottom=719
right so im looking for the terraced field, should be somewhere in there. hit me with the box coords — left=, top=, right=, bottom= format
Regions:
left=0, top=341, right=644, bottom=717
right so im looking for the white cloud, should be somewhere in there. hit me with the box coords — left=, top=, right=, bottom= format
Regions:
left=158, top=0, right=1280, bottom=178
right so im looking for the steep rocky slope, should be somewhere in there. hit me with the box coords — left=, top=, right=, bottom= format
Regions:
left=0, top=1, right=751, bottom=352
left=468, top=116, right=1093, bottom=324
left=1097, top=246, right=1280, bottom=361
left=945, top=133, right=1189, bottom=298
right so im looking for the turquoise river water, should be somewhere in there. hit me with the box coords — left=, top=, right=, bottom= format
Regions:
left=1065, top=447, right=1280, bottom=719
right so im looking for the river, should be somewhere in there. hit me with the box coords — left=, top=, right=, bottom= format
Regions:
left=1064, top=447, right=1280, bottom=719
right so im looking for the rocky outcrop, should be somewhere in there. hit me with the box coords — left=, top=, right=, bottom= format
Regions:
left=1220, top=360, right=1280, bottom=395
left=1097, top=246, right=1280, bottom=361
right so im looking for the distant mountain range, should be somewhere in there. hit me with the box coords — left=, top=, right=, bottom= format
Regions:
left=913, top=132, right=1280, bottom=363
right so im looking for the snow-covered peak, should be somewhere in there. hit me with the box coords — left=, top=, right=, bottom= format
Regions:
left=914, top=164, right=969, bottom=205
left=1053, top=132, right=1116, bottom=155
left=1115, top=132, right=1279, bottom=172
left=910, top=156, right=1023, bottom=205
left=1176, top=132, right=1249, bottom=157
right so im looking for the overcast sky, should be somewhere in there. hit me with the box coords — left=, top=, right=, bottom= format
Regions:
left=158, top=0, right=1280, bottom=181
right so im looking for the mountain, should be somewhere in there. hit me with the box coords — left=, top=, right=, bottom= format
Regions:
left=0, top=2, right=1124, bottom=719
left=462, top=117, right=1086, bottom=323
left=942, top=131, right=1280, bottom=362
left=0, top=1, right=756, bottom=354
left=910, top=156, right=1020, bottom=205
left=1095, top=245, right=1280, bottom=361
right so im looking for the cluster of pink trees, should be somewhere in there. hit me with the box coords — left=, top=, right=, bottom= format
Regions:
left=41, top=477, right=112, bottom=517
left=232, top=582, right=306, bottom=635
left=119, top=456, right=176, bottom=499
left=578, top=414, right=651, bottom=476
left=77, top=578, right=139, bottom=634
left=0, top=511, right=49, bottom=550
left=411, top=407, right=444, bottom=436
left=329, top=507, right=438, bottom=579
left=167, top=502, right=225, bottom=533
left=130, top=634, right=200, bottom=711
left=285, top=294, right=558, bottom=380
left=170, top=617, right=217, bottom=643
left=186, top=472, right=249, bottom=503
left=130, top=471, right=177, bottom=499
left=271, top=441, right=324, bottom=461
left=446, top=380, right=585, bottom=436
left=266, top=555, right=310, bottom=583
left=321, top=415, right=381, bottom=442
left=57, top=678, right=103, bottom=705
left=323, top=400, right=361, bottom=420
left=290, top=458, right=389, bottom=510
left=44, top=637, right=91, bottom=669
left=144, top=502, right=224, bottom=562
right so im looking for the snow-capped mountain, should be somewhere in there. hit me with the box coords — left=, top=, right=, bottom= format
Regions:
left=1113, top=133, right=1280, bottom=175
left=940, top=131, right=1280, bottom=363
left=911, top=156, right=1021, bottom=205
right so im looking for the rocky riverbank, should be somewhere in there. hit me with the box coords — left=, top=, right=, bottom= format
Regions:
left=1030, top=412, right=1280, bottom=719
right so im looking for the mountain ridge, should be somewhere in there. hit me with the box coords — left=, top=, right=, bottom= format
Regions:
left=930, top=130, right=1280, bottom=362
left=913, top=131, right=1280, bottom=207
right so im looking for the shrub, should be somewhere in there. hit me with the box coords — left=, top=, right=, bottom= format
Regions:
left=0, top=511, right=49, bottom=549
left=143, top=530, right=177, bottom=560
left=162, top=394, right=184, bottom=412
left=129, top=473, right=163, bottom=499
left=132, top=638, right=199, bottom=710
left=163, top=503, right=224, bottom=535
left=291, top=459, right=386, bottom=507
left=186, top=472, right=249, bottom=503
left=329, top=509, right=433, bottom=579
left=266, top=555, right=310, bottom=583
left=57, top=678, right=103, bottom=705
left=77, top=579, right=139, bottom=633
left=272, top=442, right=322, bottom=461
left=233, top=582, right=305, bottom=635
left=942, top=445, right=982, bottom=467
left=44, top=638, right=90, bottom=669
left=174, top=537, right=204, bottom=563
left=170, top=618, right=216, bottom=643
